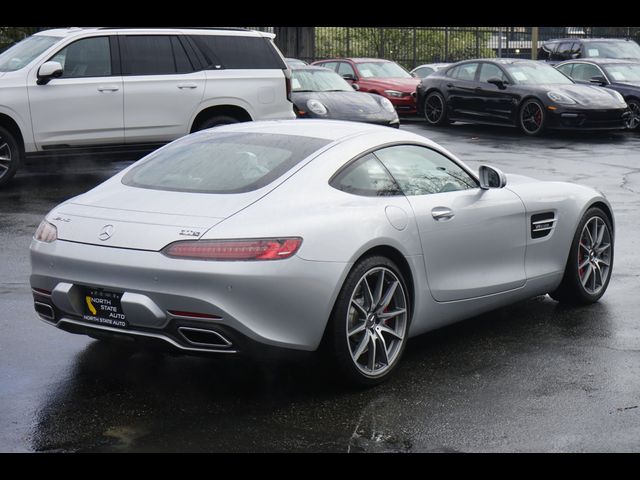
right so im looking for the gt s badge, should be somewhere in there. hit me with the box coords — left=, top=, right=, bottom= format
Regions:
left=179, top=229, right=201, bottom=237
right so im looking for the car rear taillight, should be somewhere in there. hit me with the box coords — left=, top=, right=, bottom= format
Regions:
left=34, top=220, right=57, bottom=243
left=162, top=237, right=303, bottom=261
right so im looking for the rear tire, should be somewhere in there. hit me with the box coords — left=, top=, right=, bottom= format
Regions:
left=423, top=91, right=449, bottom=126
left=549, top=207, right=614, bottom=305
left=196, top=115, right=239, bottom=131
left=328, top=255, right=410, bottom=387
left=0, top=125, right=21, bottom=187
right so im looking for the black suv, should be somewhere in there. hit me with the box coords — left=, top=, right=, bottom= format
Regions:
left=539, top=38, right=640, bottom=63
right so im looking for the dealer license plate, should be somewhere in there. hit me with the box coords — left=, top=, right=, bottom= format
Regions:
left=82, top=287, right=128, bottom=329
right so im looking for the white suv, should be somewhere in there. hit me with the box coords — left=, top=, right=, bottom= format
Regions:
left=0, top=27, right=296, bottom=186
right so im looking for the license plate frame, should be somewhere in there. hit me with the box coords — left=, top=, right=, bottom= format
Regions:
left=82, top=287, right=128, bottom=329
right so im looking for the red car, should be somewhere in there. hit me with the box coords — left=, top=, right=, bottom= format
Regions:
left=311, top=58, right=420, bottom=114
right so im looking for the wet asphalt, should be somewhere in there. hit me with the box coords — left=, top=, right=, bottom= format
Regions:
left=1, top=120, right=640, bottom=452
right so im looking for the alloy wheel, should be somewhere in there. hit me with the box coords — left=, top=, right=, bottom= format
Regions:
left=0, top=135, right=12, bottom=180
left=425, top=94, right=444, bottom=124
left=521, top=101, right=544, bottom=134
left=626, top=101, right=640, bottom=130
left=578, top=216, right=612, bottom=295
left=346, top=267, right=408, bottom=377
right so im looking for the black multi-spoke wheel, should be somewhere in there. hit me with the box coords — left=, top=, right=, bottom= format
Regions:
left=423, top=91, right=448, bottom=126
left=519, top=99, right=546, bottom=136
left=625, top=98, right=640, bottom=130
left=0, top=126, right=21, bottom=187
left=549, top=207, right=614, bottom=305
left=329, top=256, right=410, bottom=387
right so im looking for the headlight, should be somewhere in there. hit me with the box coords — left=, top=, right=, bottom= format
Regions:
left=547, top=91, right=577, bottom=105
left=379, top=96, right=397, bottom=113
left=34, top=220, right=57, bottom=243
left=384, top=89, right=404, bottom=98
left=306, top=99, right=327, bottom=115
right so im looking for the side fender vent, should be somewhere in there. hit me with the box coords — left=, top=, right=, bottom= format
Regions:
left=531, top=212, right=556, bottom=239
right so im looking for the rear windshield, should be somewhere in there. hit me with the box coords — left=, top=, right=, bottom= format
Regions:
left=190, top=35, right=286, bottom=69
left=122, top=132, right=330, bottom=194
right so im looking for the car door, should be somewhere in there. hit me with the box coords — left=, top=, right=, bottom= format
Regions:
left=120, top=34, right=206, bottom=143
left=475, top=62, right=517, bottom=124
left=27, top=35, right=124, bottom=148
left=443, top=62, right=482, bottom=119
left=374, top=144, right=527, bottom=302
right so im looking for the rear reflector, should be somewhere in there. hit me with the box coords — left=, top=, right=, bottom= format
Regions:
left=162, top=237, right=303, bottom=261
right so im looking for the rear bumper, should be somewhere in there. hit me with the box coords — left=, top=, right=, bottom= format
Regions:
left=30, top=238, right=350, bottom=354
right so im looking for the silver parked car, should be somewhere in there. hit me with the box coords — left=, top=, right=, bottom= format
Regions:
left=30, top=120, right=614, bottom=386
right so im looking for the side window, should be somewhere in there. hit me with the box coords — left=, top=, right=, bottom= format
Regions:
left=571, top=63, right=602, bottom=82
left=413, top=66, right=434, bottom=77
left=50, top=36, right=111, bottom=78
left=556, top=63, right=575, bottom=78
left=191, top=35, right=286, bottom=69
left=330, top=153, right=402, bottom=197
left=374, top=145, right=478, bottom=196
left=557, top=42, right=576, bottom=60
left=452, top=63, right=479, bottom=81
left=171, top=37, right=194, bottom=73
left=337, top=62, right=356, bottom=78
left=121, top=35, right=175, bottom=75
left=318, top=61, right=338, bottom=71
left=479, top=63, right=507, bottom=83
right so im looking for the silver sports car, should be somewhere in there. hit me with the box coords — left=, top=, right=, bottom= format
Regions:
left=30, top=120, right=614, bottom=386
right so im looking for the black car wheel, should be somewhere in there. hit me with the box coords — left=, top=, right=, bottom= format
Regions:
left=423, top=91, right=448, bottom=126
left=625, top=98, right=640, bottom=130
left=549, top=207, right=613, bottom=305
left=328, top=255, right=410, bottom=387
left=0, top=125, right=21, bottom=187
left=519, top=99, right=546, bottom=136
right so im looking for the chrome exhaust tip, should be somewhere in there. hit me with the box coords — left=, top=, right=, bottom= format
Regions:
left=177, top=327, right=232, bottom=348
left=34, top=301, right=55, bottom=322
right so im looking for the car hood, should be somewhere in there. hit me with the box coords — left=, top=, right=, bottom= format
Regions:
left=359, top=77, right=420, bottom=92
left=48, top=183, right=269, bottom=251
left=293, top=91, right=386, bottom=115
left=543, top=84, right=626, bottom=107
left=611, top=80, right=640, bottom=88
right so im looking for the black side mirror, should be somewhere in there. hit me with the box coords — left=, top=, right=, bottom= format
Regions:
left=37, top=61, right=63, bottom=85
left=352, top=83, right=360, bottom=91
left=479, top=165, right=507, bottom=189
left=342, top=73, right=357, bottom=82
left=590, top=75, right=607, bottom=86
left=487, top=77, right=508, bottom=90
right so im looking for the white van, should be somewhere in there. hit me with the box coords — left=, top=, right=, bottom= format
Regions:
left=0, top=27, right=296, bottom=186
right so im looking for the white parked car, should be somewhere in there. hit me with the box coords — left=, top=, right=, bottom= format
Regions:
left=0, top=27, right=296, bottom=186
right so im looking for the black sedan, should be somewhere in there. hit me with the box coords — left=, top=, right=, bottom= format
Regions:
left=556, top=58, right=640, bottom=130
left=416, top=59, right=630, bottom=136
left=291, top=66, right=400, bottom=128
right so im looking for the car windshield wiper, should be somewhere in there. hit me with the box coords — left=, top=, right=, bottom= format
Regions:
left=293, top=89, right=316, bottom=92
left=321, top=89, right=351, bottom=92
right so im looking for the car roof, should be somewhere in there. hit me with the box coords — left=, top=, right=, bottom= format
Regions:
left=204, top=119, right=424, bottom=143
left=35, top=27, right=274, bottom=39
left=316, top=58, right=394, bottom=63
left=544, top=37, right=636, bottom=43
left=454, top=58, right=542, bottom=66
left=291, top=66, right=334, bottom=72
left=558, top=57, right=640, bottom=65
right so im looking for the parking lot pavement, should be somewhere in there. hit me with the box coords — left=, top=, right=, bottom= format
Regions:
left=2, top=121, right=640, bottom=452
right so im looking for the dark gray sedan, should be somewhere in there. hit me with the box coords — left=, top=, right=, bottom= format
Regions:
left=556, top=58, right=640, bottom=130
left=291, top=66, right=400, bottom=127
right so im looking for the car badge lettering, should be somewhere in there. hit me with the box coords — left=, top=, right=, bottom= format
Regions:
left=179, top=229, right=201, bottom=237
left=99, top=224, right=114, bottom=241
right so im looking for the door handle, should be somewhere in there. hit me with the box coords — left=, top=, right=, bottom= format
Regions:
left=97, top=85, right=119, bottom=92
left=431, top=207, right=455, bottom=221
left=446, top=83, right=454, bottom=88
left=177, top=83, right=198, bottom=89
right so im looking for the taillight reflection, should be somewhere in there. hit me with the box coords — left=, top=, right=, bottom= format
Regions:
left=162, top=237, right=302, bottom=261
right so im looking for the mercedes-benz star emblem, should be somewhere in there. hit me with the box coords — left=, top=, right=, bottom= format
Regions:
left=98, top=224, right=114, bottom=241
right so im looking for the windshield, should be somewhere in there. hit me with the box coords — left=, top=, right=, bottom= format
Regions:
left=0, top=35, right=61, bottom=72
left=356, top=61, right=412, bottom=79
left=504, top=63, right=574, bottom=85
left=122, top=132, right=330, bottom=194
left=603, top=63, right=640, bottom=82
left=584, top=41, right=640, bottom=59
left=292, top=69, right=352, bottom=92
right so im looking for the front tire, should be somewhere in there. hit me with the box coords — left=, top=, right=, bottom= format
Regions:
left=519, top=99, right=546, bottom=136
left=0, top=125, right=21, bottom=187
left=328, top=255, right=410, bottom=387
left=423, top=91, right=449, bottom=126
left=549, top=207, right=614, bottom=305
left=625, top=98, right=640, bottom=130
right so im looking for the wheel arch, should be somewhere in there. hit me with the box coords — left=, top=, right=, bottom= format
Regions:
left=589, top=200, right=615, bottom=236
left=0, top=113, right=25, bottom=153
left=190, top=104, right=253, bottom=132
